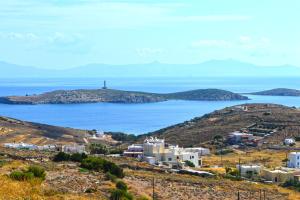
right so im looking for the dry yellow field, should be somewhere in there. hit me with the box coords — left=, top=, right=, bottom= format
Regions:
left=203, top=149, right=288, bottom=168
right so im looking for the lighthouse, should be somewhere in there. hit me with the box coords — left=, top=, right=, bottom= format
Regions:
left=102, top=80, right=107, bottom=89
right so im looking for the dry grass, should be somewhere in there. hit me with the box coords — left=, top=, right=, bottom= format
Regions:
left=125, top=169, right=300, bottom=200
left=203, top=149, right=288, bottom=168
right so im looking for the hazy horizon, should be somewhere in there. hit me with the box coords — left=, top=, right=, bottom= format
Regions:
left=0, top=0, right=299, bottom=70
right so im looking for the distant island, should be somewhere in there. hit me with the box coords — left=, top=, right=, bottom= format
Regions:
left=250, top=88, right=300, bottom=96
left=0, top=88, right=248, bottom=105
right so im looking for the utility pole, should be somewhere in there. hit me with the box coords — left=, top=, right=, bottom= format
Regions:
left=239, top=157, right=241, bottom=177
left=260, top=189, right=262, bottom=200
left=152, top=177, right=155, bottom=200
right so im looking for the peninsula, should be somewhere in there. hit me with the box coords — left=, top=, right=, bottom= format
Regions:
left=250, top=88, right=300, bottom=96
left=0, top=88, right=248, bottom=105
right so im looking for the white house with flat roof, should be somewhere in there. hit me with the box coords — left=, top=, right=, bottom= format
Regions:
left=288, top=152, right=300, bottom=168
left=140, top=137, right=202, bottom=168
left=62, top=144, right=86, bottom=154
left=236, top=164, right=261, bottom=177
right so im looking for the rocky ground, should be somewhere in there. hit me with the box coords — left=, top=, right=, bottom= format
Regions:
left=0, top=150, right=299, bottom=200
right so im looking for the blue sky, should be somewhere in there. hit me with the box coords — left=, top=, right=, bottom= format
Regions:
left=0, top=0, right=299, bottom=69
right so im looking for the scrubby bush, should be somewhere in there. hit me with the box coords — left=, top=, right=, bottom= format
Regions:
left=136, top=196, right=150, bottom=200
left=70, top=153, right=88, bottom=162
left=53, top=152, right=87, bottom=163
left=10, top=171, right=27, bottom=181
left=27, top=165, right=46, bottom=180
left=215, top=149, right=233, bottom=155
left=295, top=136, right=300, bottom=141
left=85, top=188, right=96, bottom=193
left=282, top=179, right=300, bottom=191
left=110, top=189, right=133, bottom=200
left=116, top=180, right=128, bottom=191
left=10, top=165, right=46, bottom=181
left=90, top=143, right=109, bottom=154
left=81, top=157, right=104, bottom=171
left=184, top=160, right=195, bottom=168
left=81, top=157, right=124, bottom=178
left=53, top=152, right=70, bottom=162
left=105, top=172, right=118, bottom=182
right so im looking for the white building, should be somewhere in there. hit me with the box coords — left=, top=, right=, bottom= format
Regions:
left=288, top=152, right=300, bottom=168
left=284, top=138, right=295, bottom=146
left=236, top=164, right=261, bottom=177
left=143, top=137, right=165, bottom=163
left=37, top=144, right=57, bottom=151
left=4, top=142, right=38, bottom=150
left=140, top=137, right=202, bottom=168
left=183, top=147, right=210, bottom=156
left=123, top=144, right=143, bottom=158
left=62, top=144, right=86, bottom=154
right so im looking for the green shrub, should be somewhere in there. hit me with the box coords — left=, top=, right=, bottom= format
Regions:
left=81, top=157, right=124, bottom=178
left=10, top=171, right=26, bottom=181
left=90, top=143, right=109, bottom=155
left=81, top=157, right=104, bottom=171
left=27, top=165, right=46, bottom=180
left=70, top=153, right=87, bottom=162
left=10, top=171, right=35, bottom=181
left=116, top=180, right=128, bottom=191
left=23, top=172, right=35, bottom=180
left=295, top=136, right=300, bottom=142
left=184, top=160, right=195, bottom=167
left=53, top=152, right=70, bottom=162
left=109, top=149, right=123, bottom=154
left=136, top=196, right=150, bottom=200
left=105, top=172, right=118, bottom=182
left=224, top=174, right=242, bottom=181
left=85, top=188, right=96, bottom=193
left=215, top=149, right=233, bottom=155
left=110, top=189, right=133, bottom=200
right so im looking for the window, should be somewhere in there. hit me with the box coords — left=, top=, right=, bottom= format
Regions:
left=168, top=158, right=172, bottom=161
left=298, top=162, right=299, bottom=166
left=298, top=156, right=300, bottom=160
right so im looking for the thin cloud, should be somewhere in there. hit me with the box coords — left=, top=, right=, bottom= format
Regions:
left=173, top=15, right=252, bottom=22
left=191, top=40, right=233, bottom=48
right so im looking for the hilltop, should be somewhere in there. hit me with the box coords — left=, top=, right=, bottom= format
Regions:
left=251, top=88, right=300, bottom=96
left=0, top=88, right=248, bottom=104
left=141, top=104, right=300, bottom=147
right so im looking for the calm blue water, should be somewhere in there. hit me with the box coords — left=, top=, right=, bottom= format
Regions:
left=1, top=77, right=300, bottom=134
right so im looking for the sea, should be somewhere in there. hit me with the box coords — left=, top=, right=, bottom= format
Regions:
left=1, top=77, right=300, bottom=135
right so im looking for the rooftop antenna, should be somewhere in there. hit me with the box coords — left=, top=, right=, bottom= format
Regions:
left=102, top=80, right=107, bottom=89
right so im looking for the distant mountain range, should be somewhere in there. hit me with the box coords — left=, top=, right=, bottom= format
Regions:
left=1, top=59, right=299, bottom=78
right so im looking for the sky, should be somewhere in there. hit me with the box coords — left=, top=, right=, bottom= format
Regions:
left=0, top=0, right=299, bottom=69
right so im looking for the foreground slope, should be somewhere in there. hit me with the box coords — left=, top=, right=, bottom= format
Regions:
left=0, top=116, right=88, bottom=145
left=0, top=88, right=248, bottom=104
left=142, top=104, right=300, bottom=146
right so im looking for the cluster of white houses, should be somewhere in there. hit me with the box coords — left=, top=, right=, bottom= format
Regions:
left=124, top=137, right=210, bottom=168
left=5, top=138, right=300, bottom=184
left=231, top=152, right=300, bottom=183
left=3, top=142, right=86, bottom=154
